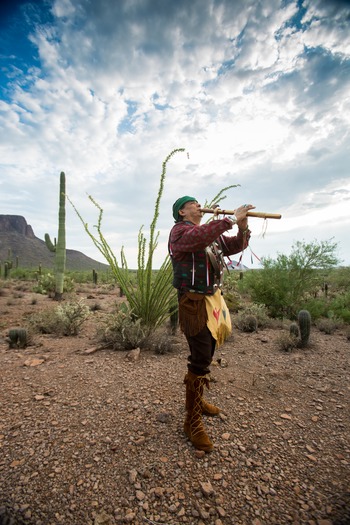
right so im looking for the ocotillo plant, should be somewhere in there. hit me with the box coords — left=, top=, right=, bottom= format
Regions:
left=45, top=171, right=66, bottom=300
left=68, top=150, right=241, bottom=333
left=68, top=150, right=184, bottom=332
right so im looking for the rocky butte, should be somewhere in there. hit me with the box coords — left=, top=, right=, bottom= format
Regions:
left=0, top=215, right=108, bottom=271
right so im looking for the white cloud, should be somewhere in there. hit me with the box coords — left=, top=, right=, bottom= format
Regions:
left=0, top=0, right=349, bottom=268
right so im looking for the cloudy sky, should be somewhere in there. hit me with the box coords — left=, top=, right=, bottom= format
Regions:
left=1, top=0, right=349, bottom=269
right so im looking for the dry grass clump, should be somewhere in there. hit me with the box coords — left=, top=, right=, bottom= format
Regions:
left=27, top=299, right=90, bottom=336
left=96, top=304, right=147, bottom=350
left=234, top=303, right=270, bottom=332
left=316, top=317, right=340, bottom=335
left=276, top=332, right=299, bottom=352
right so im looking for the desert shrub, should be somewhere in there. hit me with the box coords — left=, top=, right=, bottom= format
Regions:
left=300, top=297, right=328, bottom=321
left=68, top=269, right=113, bottom=285
left=32, top=273, right=75, bottom=296
left=89, top=302, right=102, bottom=312
left=27, top=308, right=58, bottom=334
left=96, top=303, right=147, bottom=350
left=235, top=303, right=269, bottom=330
left=148, top=328, right=176, bottom=354
left=28, top=299, right=90, bottom=336
left=327, top=266, right=350, bottom=292
left=13, top=292, right=24, bottom=299
left=328, top=292, right=350, bottom=324
left=302, top=293, right=350, bottom=324
left=8, top=269, right=33, bottom=280
left=14, top=283, right=30, bottom=292
left=223, top=291, right=241, bottom=312
left=236, top=314, right=258, bottom=333
left=316, top=317, right=340, bottom=335
left=240, top=239, right=339, bottom=319
left=276, top=332, right=299, bottom=352
left=56, top=300, right=91, bottom=335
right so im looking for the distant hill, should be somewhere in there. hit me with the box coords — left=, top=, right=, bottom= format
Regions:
left=226, top=260, right=250, bottom=271
left=0, top=215, right=109, bottom=272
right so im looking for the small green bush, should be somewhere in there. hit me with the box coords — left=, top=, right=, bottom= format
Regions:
left=32, top=273, right=75, bottom=296
left=97, top=303, right=147, bottom=350
left=328, top=292, right=350, bottom=323
left=235, top=303, right=269, bottom=330
left=300, top=298, right=328, bottom=321
left=236, top=314, right=258, bottom=333
left=224, top=291, right=241, bottom=312
left=27, top=299, right=90, bottom=336
left=56, top=299, right=91, bottom=335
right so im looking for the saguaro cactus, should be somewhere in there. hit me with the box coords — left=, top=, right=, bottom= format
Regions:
left=45, top=171, right=66, bottom=300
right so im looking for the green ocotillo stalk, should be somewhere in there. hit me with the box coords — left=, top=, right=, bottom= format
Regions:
left=45, top=171, right=66, bottom=300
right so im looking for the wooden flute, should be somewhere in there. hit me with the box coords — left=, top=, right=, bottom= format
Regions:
left=200, top=208, right=282, bottom=219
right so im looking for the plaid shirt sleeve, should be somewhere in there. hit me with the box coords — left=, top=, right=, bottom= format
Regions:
left=169, top=219, right=250, bottom=259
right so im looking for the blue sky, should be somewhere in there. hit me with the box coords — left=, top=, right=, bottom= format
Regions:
left=0, top=0, right=349, bottom=268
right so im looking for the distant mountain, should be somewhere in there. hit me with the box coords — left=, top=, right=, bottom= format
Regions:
left=0, top=215, right=109, bottom=271
left=226, top=260, right=250, bottom=271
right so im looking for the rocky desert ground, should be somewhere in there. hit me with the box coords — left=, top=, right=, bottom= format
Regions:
left=0, top=281, right=349, bottom=525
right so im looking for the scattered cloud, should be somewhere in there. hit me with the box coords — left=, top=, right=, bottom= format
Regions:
left=0, top=0, right=349, bottom=268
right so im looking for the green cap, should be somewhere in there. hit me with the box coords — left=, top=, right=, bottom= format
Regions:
left=172, top=196, right=197, bottom=221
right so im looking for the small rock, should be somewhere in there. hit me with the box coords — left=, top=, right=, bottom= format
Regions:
left=135, top=490, right=145, bottom=501
left=306, top=454, right=317, bottom=462
left=200, top=480, right=215, bottom=497
left=126, top=348, right=141, bottom=361
left=24, top=358, right=44, bottom=367
left=157, top=412, right=171, bottom=423
left=124, top=511, right=135, bottom=522
left=128, top=469, right=137, bottom=483
left=280, top=413, right=292, bottom=420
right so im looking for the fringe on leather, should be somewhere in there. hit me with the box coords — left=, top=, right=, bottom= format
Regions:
left=179, top=292, right=207, bottom=337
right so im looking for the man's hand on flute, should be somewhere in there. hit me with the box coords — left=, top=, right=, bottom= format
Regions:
left=234, top=203, right=256, bottom=232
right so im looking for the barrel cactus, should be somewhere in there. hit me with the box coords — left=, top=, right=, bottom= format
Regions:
left=298, top=309, right=311, bottom=348
left=8, top=328, right=28, bottom=349
left=289, top=322, right=300, bottom=339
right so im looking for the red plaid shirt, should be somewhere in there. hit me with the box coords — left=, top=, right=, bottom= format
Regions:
left=169, top=218, right=249, bottom=260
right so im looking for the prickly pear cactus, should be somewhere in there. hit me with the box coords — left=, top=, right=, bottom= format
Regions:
left=298, top=309, right=311, bottom=348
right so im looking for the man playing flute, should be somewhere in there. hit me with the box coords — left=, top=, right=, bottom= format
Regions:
left=168, top=196, right=255, bottom=452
